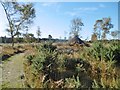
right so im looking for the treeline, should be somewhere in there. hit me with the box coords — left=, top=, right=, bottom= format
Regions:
left=0, top=36, right=67, bottom=43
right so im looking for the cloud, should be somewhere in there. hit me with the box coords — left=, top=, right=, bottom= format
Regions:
left=40, top=2, right=61, bottom=13
left=65, top=7, right=98, bottom=16
left=41, top=2, right=58, bottom=7
left=99, top=4, right=106, bottom=8
left=65, top=12, right=78, bottom=16
left=74, top=7, right=98, bottom=11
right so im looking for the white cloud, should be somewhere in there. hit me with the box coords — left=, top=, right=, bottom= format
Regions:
left=41, top=2, right=58, bottom=7
left=74, top=7, right=98, bottom=11
left=99, top=4, right=106, bottom=8
left=65, top=11, right=78, bottom=16
left=65, top=7, right=98, bottom=16
left=40, top=2, right=61, bottom=13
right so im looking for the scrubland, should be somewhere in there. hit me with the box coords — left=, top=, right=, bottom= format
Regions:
left=23, top=40, right=120, bottom=88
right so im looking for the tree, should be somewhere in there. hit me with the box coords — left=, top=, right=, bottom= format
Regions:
left=64, top=31, right=67, bottom=40
left=111, top=30, right=120, bottom=39
left=48, top=35, right=52, bottom=40
left=69, top=17, right=84, bottom=38
left=1, top=2, right=35, bottom=47
left=36, top=26, right=41, bottom=42
left=16, top=31, right=21, bottom=43
left=23, top=33, right=35, bottom=43
left=91, top=33, right=97, bottom=41
left=94, top=17, right=113, bottom=40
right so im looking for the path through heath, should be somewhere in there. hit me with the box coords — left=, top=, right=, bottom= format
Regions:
left=2, top=52, right=26, bottom=88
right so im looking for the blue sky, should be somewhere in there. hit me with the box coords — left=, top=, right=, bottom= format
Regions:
left=0, top=1, right=118, bottom=40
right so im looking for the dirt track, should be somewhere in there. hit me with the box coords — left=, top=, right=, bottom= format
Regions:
left=2, top=52, right=26, bottom=88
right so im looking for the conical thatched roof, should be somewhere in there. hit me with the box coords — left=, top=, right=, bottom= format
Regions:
left=68, top=36, right=85, bottom=45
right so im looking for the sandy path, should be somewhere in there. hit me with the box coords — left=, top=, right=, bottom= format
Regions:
left=2, top=52, right=26, bottom=88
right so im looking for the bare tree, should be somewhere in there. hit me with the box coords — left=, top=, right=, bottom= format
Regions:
left=36, top=26, right=41, bottom=42
left=69, top=17, right=84, bottom=38
left=94, top=17, right=113, bottom=40
left=1, top=2, right=35, bottom=47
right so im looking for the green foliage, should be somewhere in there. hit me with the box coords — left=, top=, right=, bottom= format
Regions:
left=105, top=42, right=120, bottom=64
left=88, top=41, right=106, bottom=60
left=40, top=42, right=57, bottom=51
left=26, top=54, right=35, bottom=64
left=25, top=40, right=120, bottom=88
left=31, top=43, right=58, bottom=73
left=57, top=54, right=66, bottom=71
left=1, top=2, right=36, bottom=47
left=92, top=77, right=120, bottom=88
left=65, top=76, right=81, bottom=88
left=1, top=82, right=11, bottom=88
left=81, top=41, right=120, bottom=88
left=94, top=17, right=113, bottom=40
left=23, top=33, right=36, bottom=43
left=88, top=41, right=120, bottom=64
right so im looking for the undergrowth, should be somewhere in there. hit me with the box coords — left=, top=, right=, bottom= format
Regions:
left=24, top=41, right=120, bottom=88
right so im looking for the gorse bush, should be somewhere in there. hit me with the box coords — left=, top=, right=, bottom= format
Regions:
left=78, top=41, right=120, bottom=88
left=64, top=76, right=81, bottom=88
left=88, top=41, right=120, bottom=63
left=88, top=42, right=105, bottom=60
left=36, top=42, right=57, bottom=52
left=109, top=43, right=120, bottom=64
left=31, top=43, right=58, bottom=73
left=25, top=43, right=88, bottom=88
left=104, top=42, right=120, bottom=64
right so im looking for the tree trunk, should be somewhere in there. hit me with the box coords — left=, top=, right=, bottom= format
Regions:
left=38, top=37, right=39, bottom=42
left=11, top=35, right=14, bottom=47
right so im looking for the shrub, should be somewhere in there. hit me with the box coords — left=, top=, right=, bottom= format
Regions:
left=25, top=41, right=120, bottom=88
left=86, top=42, right=107, bottom=60
left=88, top=41, right=120, bottom=63
left=83, top=41, right=120, bottom=88
left=32, top=43, right=58, bottom=73
left=64, top=76, right=81, bottom=88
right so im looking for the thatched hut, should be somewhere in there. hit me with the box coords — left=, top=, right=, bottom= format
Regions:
left=68, top=36, right=85, bottom=45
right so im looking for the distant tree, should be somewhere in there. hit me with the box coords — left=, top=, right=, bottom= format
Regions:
left=64, top=37, right=66, bottom=40
left=91, top=33, right=97, bottom=41
left=1, top=2, right=35, bottom=47
left=64, top=31, right=67, bottom=40
left=16, top=31, right=21, bottom=43
left=59, top=36, right=61, bottom=40
left=48, top=35, right=52, bottom=40
left=23, top=33, right=35, bottom=43
left=69, top=17, right=84, bottom=38
left=94, top=17, right=113, bottom=40
left=36, top=26, right=41, bottom=42
left=111, top=30, right=120, bottom=39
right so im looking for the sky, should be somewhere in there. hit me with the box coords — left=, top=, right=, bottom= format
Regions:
left=0, top=1, right=119, bottom=40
